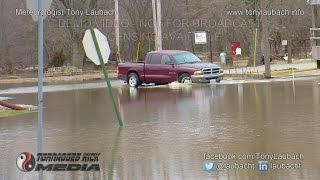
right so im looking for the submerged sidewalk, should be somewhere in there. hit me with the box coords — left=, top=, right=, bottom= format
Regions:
left=225, top=61, right=316, bottom=73
left=224, top=61, right=319, bottom=79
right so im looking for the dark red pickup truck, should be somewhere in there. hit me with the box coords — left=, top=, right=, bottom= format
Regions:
left=117, top=50, right=224, bottom=87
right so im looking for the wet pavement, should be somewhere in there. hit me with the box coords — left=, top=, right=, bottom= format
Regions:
left=0, top=78, right=320, bottom=180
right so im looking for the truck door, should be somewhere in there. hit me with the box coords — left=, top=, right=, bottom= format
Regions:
left=144, top=53, right=162, bottom=83
left=160, top=55, right=177, bottom=83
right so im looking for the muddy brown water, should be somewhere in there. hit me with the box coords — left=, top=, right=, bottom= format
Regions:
left=0, top=78, right=319, bottom=180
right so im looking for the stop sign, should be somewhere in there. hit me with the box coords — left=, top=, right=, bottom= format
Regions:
left=82, top=28, right=111, bottom=65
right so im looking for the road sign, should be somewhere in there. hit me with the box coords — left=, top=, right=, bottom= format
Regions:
left=282, top=40, right=288, bottom=46
left=232, top=42, right=241, bottom=56
left=236, top=47, right=242, bottom=55
left=309, top=0, right=320, bottom=5
left=26, top=0, right=52, bottom=22
left=82, top=28, right=111, bottom=65
left=195, top=32, right=207, bottom=44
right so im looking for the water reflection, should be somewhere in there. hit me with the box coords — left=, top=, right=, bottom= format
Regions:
left=0, top=79, right=320, bottom=179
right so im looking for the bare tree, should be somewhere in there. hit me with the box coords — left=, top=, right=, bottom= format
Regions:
left=55, top=0, right=106, bottom=68
left=120, top=0, right=153, bottom=60
left=260, top=0, right=272, bottom=77
left=0, top=0, right=314, bottom=67
left=0, top=0, right=6, bottom=65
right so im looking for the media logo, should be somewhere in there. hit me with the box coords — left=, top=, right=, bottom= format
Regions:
left=258, top=161, right=269, bottom=172
left=203, top=160, right=217, bottom=172
left=16, top=152, right=100, bottom=172
left=16, top=152, right=36, bottom=172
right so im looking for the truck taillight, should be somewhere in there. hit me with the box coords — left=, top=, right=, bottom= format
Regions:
left=116, top=66, right=119, bottom=73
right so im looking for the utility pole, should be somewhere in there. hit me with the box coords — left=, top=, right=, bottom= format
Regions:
left=115, top=0, right=120, bottom=63
left=152, top=0, right=157, bottom=50
left=156, top=0, right=162, bottom=50
left=310, top=0, right=320, bottom=67
left=261, top=0, right=271, bottom=78
left=152, top=0, right=162, bottom=50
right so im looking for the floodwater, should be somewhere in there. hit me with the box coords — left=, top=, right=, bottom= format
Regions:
left=0, top=78, right=320, bottom=180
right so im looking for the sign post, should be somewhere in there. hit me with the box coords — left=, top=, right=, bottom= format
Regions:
left=37, top=0, right=44, bottom=162
left=82, top=28, right=123, bottom=127
left=26, top=0, right=52, bottom=179
left=191, top=31, right=213, bottom=63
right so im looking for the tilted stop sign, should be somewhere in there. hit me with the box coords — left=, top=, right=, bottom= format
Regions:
left=82, top=28, right=111, bottom=65
left=26, top=0, right=53, bottom=21
left=82, top=28, right=123, bottom=127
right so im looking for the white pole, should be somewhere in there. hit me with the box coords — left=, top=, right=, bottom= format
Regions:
left=152, top=0, right=158, bottom=50
left=37, top=0, right=44, bottom=179
left=115, top=0, right=120, bottom=62
left=156, top=0, right=162, bottom=50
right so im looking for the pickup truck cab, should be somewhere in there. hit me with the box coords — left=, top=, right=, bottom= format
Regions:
left=117, top=50, right=224, bottom=87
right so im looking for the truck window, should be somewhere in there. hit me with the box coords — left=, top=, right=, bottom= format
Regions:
left=173, top=52, right=201, bottom=64
left=161, top=55, right=172, bottom=65
left=149, top=54, right=161, bottom=64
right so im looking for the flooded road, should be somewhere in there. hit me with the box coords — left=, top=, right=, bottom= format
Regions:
left=0, top=78, right=320, bottom=180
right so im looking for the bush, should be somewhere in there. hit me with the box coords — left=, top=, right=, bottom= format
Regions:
left=50, top=49, right=67, bottom=67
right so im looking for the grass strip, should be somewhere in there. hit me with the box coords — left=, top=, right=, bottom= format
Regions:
left=0, top=110, right=36, bottom=118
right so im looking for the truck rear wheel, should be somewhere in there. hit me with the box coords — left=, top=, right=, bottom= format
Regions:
left=178, top=73, right=192, bottom=84
left=128, top=73, right=140, bottom=88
